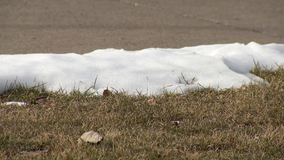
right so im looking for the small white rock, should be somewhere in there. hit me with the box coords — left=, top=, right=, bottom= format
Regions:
left=78, top=130, right=103, bottom=144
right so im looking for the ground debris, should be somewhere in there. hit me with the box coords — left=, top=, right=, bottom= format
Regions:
left=1, top=101, right=27, bottom=106
left=20, top=149, right=49, bottom=157
left=78, top=130, right=104, bottom=145
left=103, top=89, right=112, bottom=97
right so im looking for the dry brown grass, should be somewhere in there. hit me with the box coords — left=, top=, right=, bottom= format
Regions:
left=0, top=67, right=284, bottom=159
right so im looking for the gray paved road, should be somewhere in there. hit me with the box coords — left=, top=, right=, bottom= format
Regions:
left=1, top=0, right=283, bottom=54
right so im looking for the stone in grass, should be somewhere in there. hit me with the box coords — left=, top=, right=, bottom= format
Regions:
left=78, top=130, right=103, bottom=145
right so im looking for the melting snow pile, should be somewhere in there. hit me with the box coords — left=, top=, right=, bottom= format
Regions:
left=1, top=42, right=284, bottom=95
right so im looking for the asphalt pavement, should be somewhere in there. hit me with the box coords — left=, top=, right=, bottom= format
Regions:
left=1, top=0, right=283, bottom=54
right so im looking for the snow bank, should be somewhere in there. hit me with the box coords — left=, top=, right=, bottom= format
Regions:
left=1, top=42, right=283, bottom=95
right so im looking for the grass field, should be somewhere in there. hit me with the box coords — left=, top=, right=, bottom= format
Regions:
left=1, top=67, right=284, bottom=159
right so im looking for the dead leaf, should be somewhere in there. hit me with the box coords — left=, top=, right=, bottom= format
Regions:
left=31, top=96, right=50, bottom=104
left=103, top=89, right=112, bottom=97
left=241, top=85, right=248, bottom=90
left=147, top=98, right=156, bottom=105
left=229, top=137, right=236, bottom=143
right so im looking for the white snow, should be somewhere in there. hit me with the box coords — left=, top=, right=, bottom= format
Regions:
left=1, top=42, right=283, bottom=95
left=1, top=101, right=27, bottom=106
